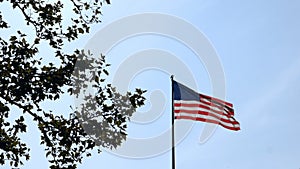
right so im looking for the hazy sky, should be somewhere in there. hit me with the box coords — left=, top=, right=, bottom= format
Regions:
left=1, top=0, right=300, bottom=169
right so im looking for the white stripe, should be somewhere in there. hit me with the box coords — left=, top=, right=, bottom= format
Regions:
left=174, top=100, right=232, bottom=117
left=175, top=111, right=236, bottom=124
left=174, top=106, right=230, bottom=120
left=175, top=112, right=240, bottom=129
left=200, top=97, right=233, bottom=109
left=174, top=100, right=228, bottom=113
left=174, top=100, right=201, bottom=104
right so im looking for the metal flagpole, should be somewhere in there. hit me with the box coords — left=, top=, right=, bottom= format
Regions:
left=170, top=75, right=175, bottom=169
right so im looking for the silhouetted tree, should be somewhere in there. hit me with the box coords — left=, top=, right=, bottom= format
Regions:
left=0, top=0, right=146, bottom=168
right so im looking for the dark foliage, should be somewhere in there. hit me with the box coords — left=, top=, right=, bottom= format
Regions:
left=0, top=0, right=146, bottom=168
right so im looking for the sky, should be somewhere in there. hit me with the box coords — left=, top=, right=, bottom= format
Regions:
left=1, top=0, right=300, bottom=169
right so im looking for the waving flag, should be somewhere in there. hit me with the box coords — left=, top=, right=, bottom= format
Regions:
left=173, top=80, right=240, bottom=131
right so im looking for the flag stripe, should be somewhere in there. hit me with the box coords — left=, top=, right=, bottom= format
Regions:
left=199, top=97, right=234, bottom=116
left=174, top=109, right=239, bottom=125
left=174, top=103, right=232, bottom=118
left=175, top=114, right=240, bottom=131
left=199, top=93, right=233, bottom=108
left=175, top=116, right=240, bottom=131
left=172, top=80, right=240, bottom=131
left=174, top=100, right=234, bottom=118
left=174, top=100, right=240, bottom=129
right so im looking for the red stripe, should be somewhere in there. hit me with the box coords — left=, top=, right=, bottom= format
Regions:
left=199, top=98, right=234, bottom=116
left=174, top=109, right=240, bottom=125
left=175, top=116, right=240, bottom=131
left=199, top=93, right=233, bottom=107
left=174, top=102, right=233, bottom=118
left=199, top=94, right=234, bottom=115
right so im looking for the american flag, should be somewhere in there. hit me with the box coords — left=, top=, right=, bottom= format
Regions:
left=173, top=80, right=240, bottom=131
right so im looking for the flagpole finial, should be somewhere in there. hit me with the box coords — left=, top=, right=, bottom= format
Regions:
left=170, top=75, right=174, bottom=80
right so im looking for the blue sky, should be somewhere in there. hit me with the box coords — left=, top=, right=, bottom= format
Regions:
left=1, top=0, right=300, bottom=169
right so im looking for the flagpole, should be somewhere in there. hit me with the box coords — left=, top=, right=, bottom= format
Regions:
left=170, top=75, right=175, bottom=169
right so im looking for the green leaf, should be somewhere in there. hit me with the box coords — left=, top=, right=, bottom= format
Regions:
left=103, top=69, right=109, bottom=75
left=46, top=151, right=51, bottom=157
left=95, top=76, right=99, bottom=83
left=78, top=28, right=84, bottom=34
left=9, top=36, right=17, bottom=41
